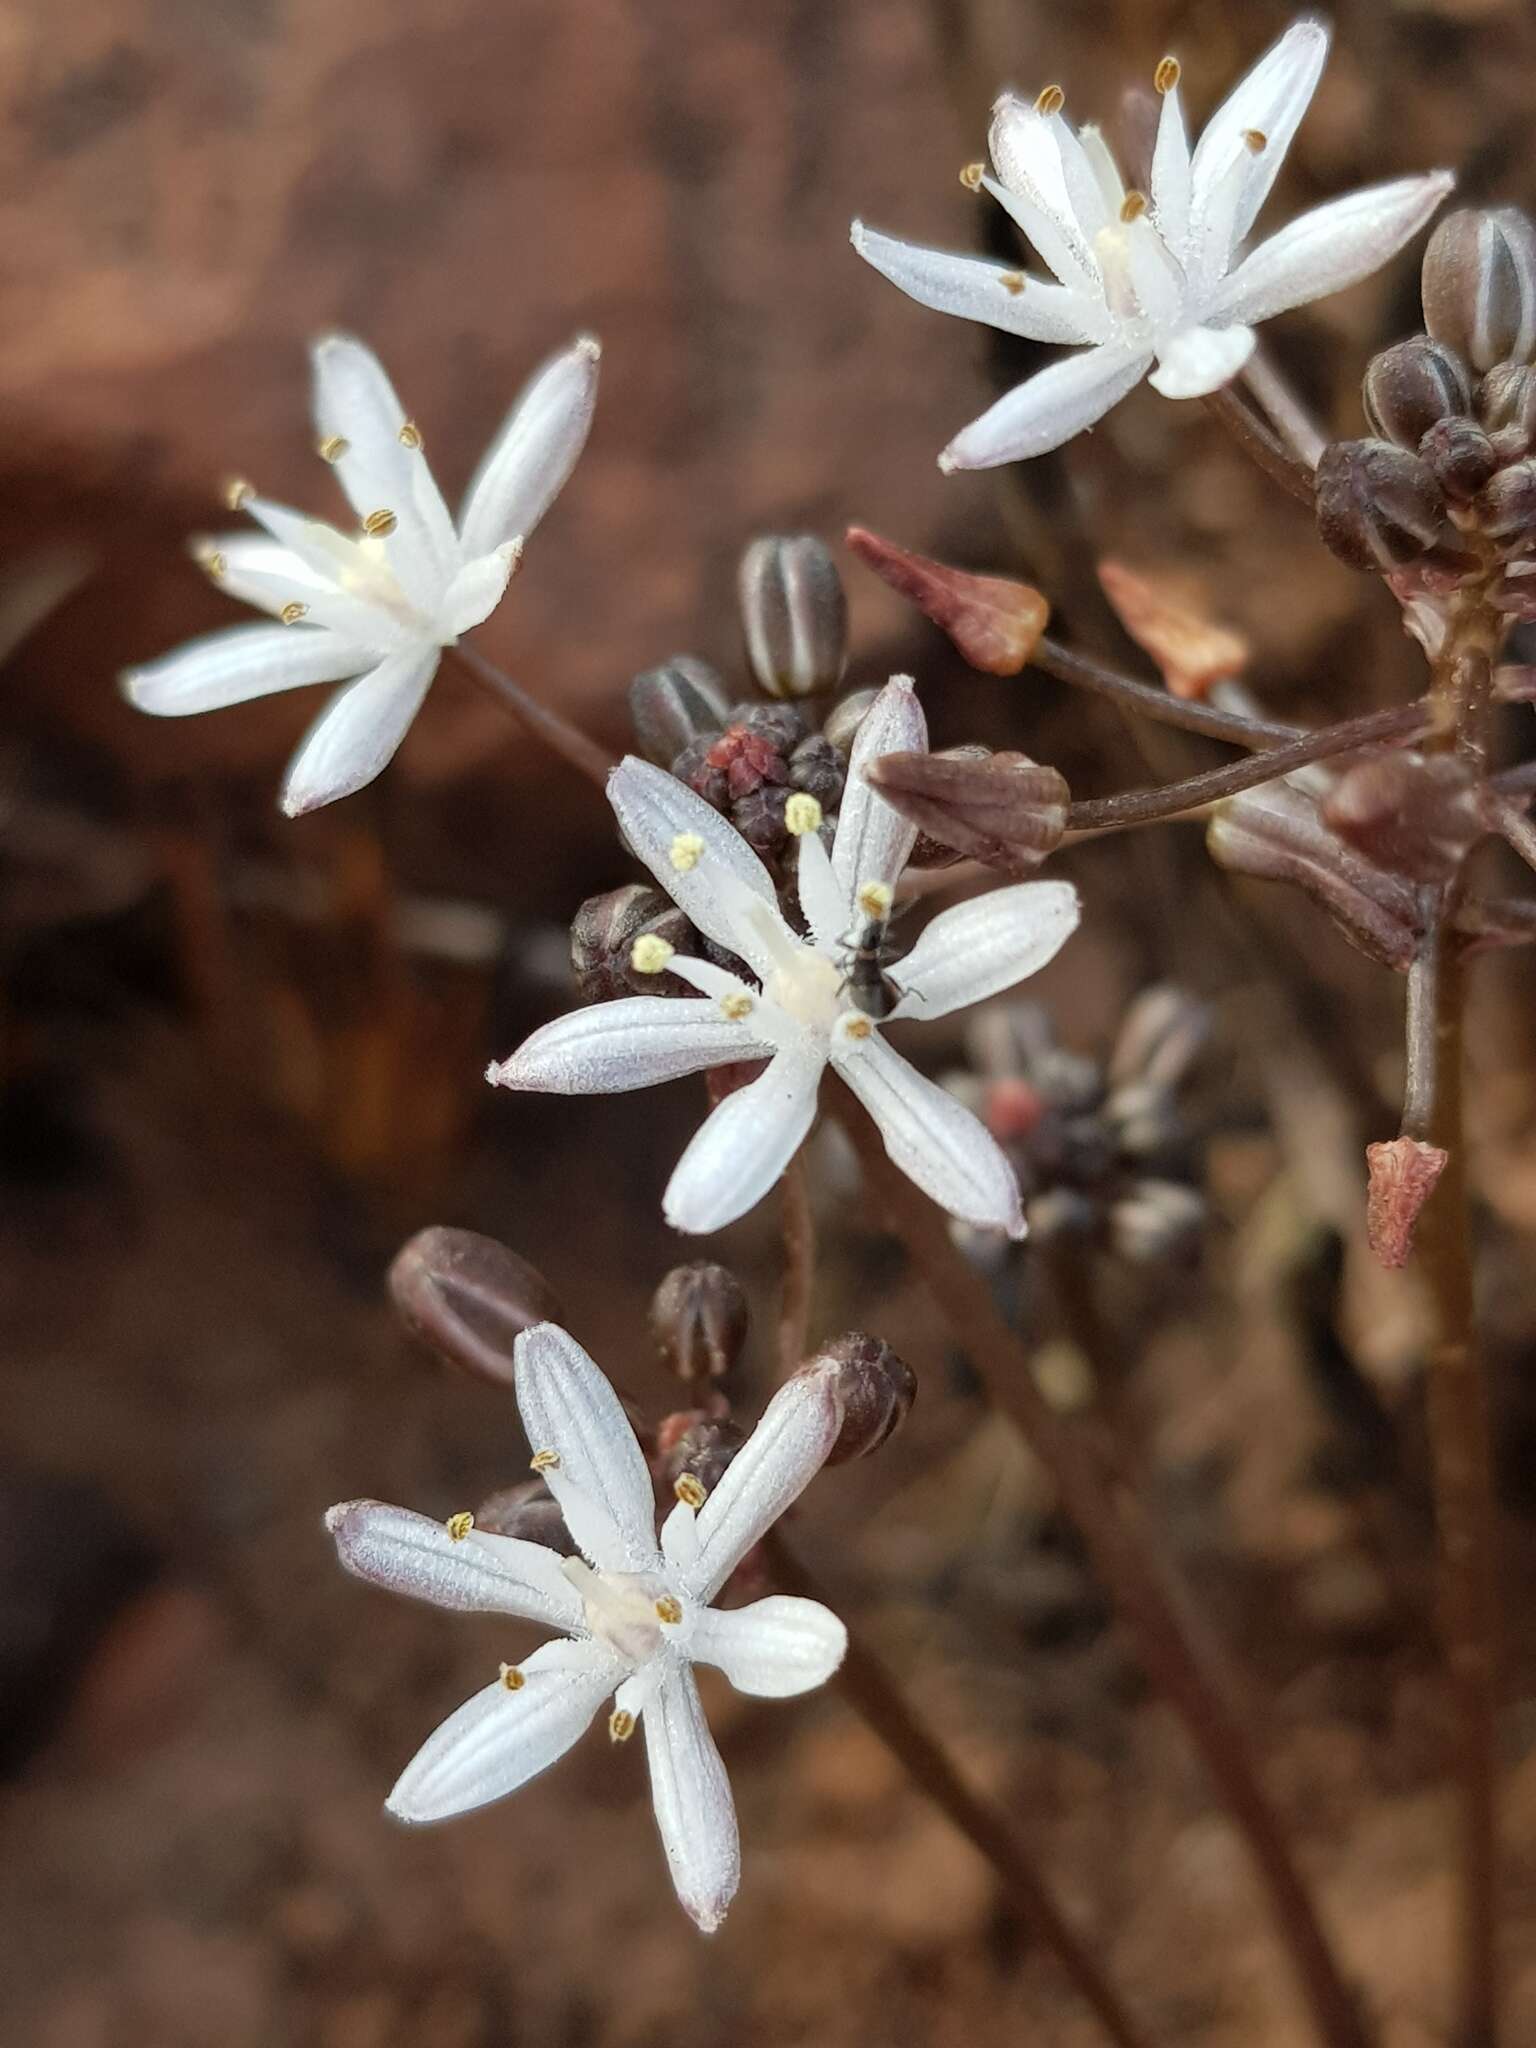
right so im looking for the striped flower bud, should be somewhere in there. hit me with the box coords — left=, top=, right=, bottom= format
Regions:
left=388, top=1228, right=565, bottom=1388
left=1362, top=336, right=1472, bottom=449
left=1422, top=206, right=1536, bottom=372
left=1477, top=361, right=1536, bottom=442
left=738, top=535, right=849, bottom=699
left=864, top=747, right=1070, bottom=877
left=1315, top=439, right=1446, bottom=572
left=798, top=1332, right=917, bottom=1465
left=571, top=883, right=695, bottom=1002
left=627, top=655, right=728, bottom=766
left=1476, top=456, right=1536, bottom=543
left=1419, top=416, right=1499, bottom=501
left=649, top=1261, right=750, bottom=1386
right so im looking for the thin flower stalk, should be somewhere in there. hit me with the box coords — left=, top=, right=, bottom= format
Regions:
left=778, top=1149, right=817, bottom=1379
left=1201, top=383, right=1319, bottom=505
left=1032, top=636, right=1303, bottom=749
left=453, top=641, right=617, bottom=790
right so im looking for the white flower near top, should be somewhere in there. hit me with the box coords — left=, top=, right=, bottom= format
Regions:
left=852, top=17, right=1453, bottom=468
left=327, top=1321, right=849, bottom=1933
left=489, top=676, right=1080, bottom=1237
left=123, top=333, right=600, bottom=815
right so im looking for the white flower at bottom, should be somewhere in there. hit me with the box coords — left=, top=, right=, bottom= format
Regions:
left=327, top=1321, right=848, bottom=1932
left=852, top=17, right=1452, bottom=467
left=123, top=332, right=600, bottom=815
left=488, top=677, right=1081, bottom=1237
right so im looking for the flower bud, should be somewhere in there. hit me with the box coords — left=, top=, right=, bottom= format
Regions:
left=1475, top=456, right=1536, bottom=542
left=846, top=525, right=1049, bottom=675
left=627, top=655, right=727, bottom=766
left=1365, top=1136, right=1448, bottom=1270
left=473, top=1478, right=576, bottom=1553
left=787, top=733, right=845, bottom=810
left=649, top=1262, right=750, bottom=1386
left=799, top=1332, right=916, bottom=1464
left=738, top=535, right=848, bottom=699
left=1315, top=439, right=1446, bottom=572
left=821, top=687, right=880, bottom=757
left=1096, top=558, right=1248, bottom=700
left=656, top=1412, right=747, bottom=1498
left=1418, top=416, right=1499, bottom=501
left=571, top=883, right=695, bottom=1002
left=388, top=1227, right=564, bottom=1388
left=1477, top=361, right=1536, bottom=441
left=864, top=747, right=1070, bottom=877
left=1320, top=749, right=1484, bottom=884
left=1362, top=337, right=1472, bottom=449
left=1423, top=206, right=1536, bottom=372
left=1206, top=782, right=1423, bottom=971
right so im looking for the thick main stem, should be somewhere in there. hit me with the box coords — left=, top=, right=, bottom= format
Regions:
left=837, top=1096, right=1372, bottom=2048
left=455, top=642, right=617, bottom=790
left=767, top=1530, right=1156, bottom=2048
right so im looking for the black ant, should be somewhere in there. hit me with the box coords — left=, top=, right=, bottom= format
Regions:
left=836, top=896, right=908, bottom=1020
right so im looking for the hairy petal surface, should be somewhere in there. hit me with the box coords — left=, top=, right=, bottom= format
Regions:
left=849, top=223, right=1108, bottom=344
left=123, top=623, right=366, bottom=715
left=832, top=676, right=926, bottom=914
left=489, top=998, right=772, bottom=1095
left=662, top=1050, right=822, bottom=1235
left=608, top=757, right=786, bottom=974
left=642, top=1663, right=740, bottom=1934
left=1212, top=173, right=1455, bottom=328
left=459, top=337, right=601, bottom=558
left=940, top=347, right=1153, bottom=470
left=325, top=1500, right=584, bottom=1632
left=689, top=1595, right=847, bottom=1699
left=889, top=880, right=1080, bottom=1022
left=1149, top=322, right=1257, bottom=399
left=279, top=646, right=439, bottom=817
left=513, top=1322, right=661, bottom=1572
left=1190, top=18, right=1330, bottom=253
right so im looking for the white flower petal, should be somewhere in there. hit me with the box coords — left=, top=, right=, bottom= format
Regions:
left=889, top=879, right=1080, bottom=1023
left=278, top=645, right=439, bottom=817
left=832, top=1033, right=1024, bottom=1237
left=986, top=100, right=1100, bottom=291
left=1044, top=109, right=1116, bottom=239
left=663, top=1049, right=823, bottom=1235
left=689, top=1595, right=847, bottom=1699
left=1148, top=322, right=1256, bottom=399
left=442, top=543, right=521, bottom=636
left=663, top=956, right=804, bottom=1055
left=488, top=996, right=774, bottom=1095
left=1211, top=173, right=1455, bottom=329
left=849, top=222, right=1109, bottom=345
left=1190, top=18, right=1330, bottom=251
left=939, top=346, right=1153, bottom=470
left=832, top=676, right=926, bottom=916
left=324, top=1499, right=585, bottom=1632
left=1150, top=80, right=1192, bottom=246
left=607, top=757, right=790, bottom=977
left=642, top=1664, right=740, bottom=1934
left=386, top=1637, right=621, bottom=1824
left=458, top=337, right=601, bottom=560
left=795, top=826, right=848, bottom=953
left=512, top=1322, right=661, bottom=1572
left=123, top=623, right=366, bottom=715
left=203, top=520, right=406, bottom=650
left=677, top=1360, right=845, bottom=1603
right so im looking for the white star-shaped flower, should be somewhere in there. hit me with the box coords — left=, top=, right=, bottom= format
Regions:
left=327, top=1321, right=849, bottom=1933
left=851, top=17, right=1453, bottom=468
left=123, top=333, right=599, bottom=815
left=489, top=676, right=1080, bottom=1236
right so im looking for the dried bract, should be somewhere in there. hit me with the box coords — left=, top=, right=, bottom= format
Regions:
left=1422, top=206, right=1536, bottom=373
left=1096, top=559, right=1249, bottom=700
left=1321, top=750, right=1484, bottom=884
left=739, top=535, right=849, bottom=699
left=388, top=1227, right=565, bottom=1387
left=866, top=747, right=1069, bottom=876
left=649, top=1262, right=750, bottom=1386
left=846, top=525, right=1049, bottom=675
left=1365, top=1136, right=1449, bottom=1269
left=799, top=1332, right=917, bottom=1464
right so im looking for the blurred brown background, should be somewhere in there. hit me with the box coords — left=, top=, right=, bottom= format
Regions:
left=7, top=1, right=1536, bottom=2044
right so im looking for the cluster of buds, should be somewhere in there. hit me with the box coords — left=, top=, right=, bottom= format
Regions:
left=946, top=989, right=1209, bottom=1267
left=1317, top=206, right=1536, bottom=619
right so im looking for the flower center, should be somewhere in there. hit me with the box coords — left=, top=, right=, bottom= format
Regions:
left=564, top=1559, right=674, bottom=1663
left=766, top=944, right=845, bottom=1033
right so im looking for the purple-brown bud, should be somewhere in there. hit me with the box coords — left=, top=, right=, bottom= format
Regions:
left=1206, top=782, right=1423, bottom=971
left=1320, top=750, right=1484, bottom=884
left=473, top=1478, right=576, bottom=1554
left=649, top=1262, right=750, bottom=1386
left=655, top=1413, right=747, bottom=1498
left=1365, top=1136, right=1449, bottom=1270
left=1362, top=337, right=1473, bottom=449
left=1315, top=439, right=1446, bottom=572
left=571, top=883, right=696, bottom=1002
left=739, top=535, right=849, bottom=699
left=1096, top=558, right=1249, bottom=700
left=388, top=1227, right=565, bottom=1388
left=1477, top=362, right=1536, bottom=441
left=1476, top=456, right=1536, bottom=542
left=846, top=525, right=1049, bottom=675
left=1418, top=416, right=1499, bottom=501
left=627, top=655, right=728, bottom=766
left=1423, top=206, right=1536, bottom=372
left=798, top=1332, right=917, bottom=1464
left=865, top=747, right=1070, bottom=877
left=821, top=687, right=880, bottom=758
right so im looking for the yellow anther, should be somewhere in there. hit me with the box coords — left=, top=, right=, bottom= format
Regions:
left=669, top=831, right=705, bottom=873
left=280, top=601, right=310, bottom=625
left=719, top=991, right=754, bottom=1022
left=1034, top=83, right=1065, bottom=117
left=608, top=1708, right=636, bottom=1743
left=959, top=161, right=985, bottom=192
left=842, top=1015, right=874, bottom=1042
left=1243, top=128, right=1267, bottom=153
left=856, top=880, right=893, bottom=921
left=445, top=1511, right=474, bottom=1541
left=397, top=420, right=424, bottom=450
left=1119, top=190, right=1148, bottom=223
left=200, top=549, right=228, bottom=581
left=784, top=792, right=823, bottom=837
left=674, top=1474, right=707, bottom=1510
left=225, top=477, right=254, bottom=512
left=499, top=1662, right=527, bottom=1691
left=316, top=435, right=349, bottom=464
left=530, top=1448, right=562, bottom=1473
left=655, top=1595, right=684, bottom=1625
left=999, top=272, right=1026, bottom=296
left=1154, top=56, right=1180, bottom=94
left=630, top=934, right=675, bottom=976
left=362, top=508, right=398, bottom=539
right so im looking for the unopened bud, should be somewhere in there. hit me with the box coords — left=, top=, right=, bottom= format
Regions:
left=822, top=687, right=880, bottom=757
left=649, top=1262, right=750, bottom=1385
left=739, top=535, right=848, bottom=699
left=655, top=1413, right=746, bottom=1497
left=1491, top=563, right=1536, bottom=620
left=1207, top=782, right=1422, bottom=971
left=787, top=733, right=845, bottom=810
left=1096, top=558, right=1248, bottom=700
left=1477, top=361, right=1536, bottom=441
left=1315, top=439, right=1446, bottom=572
left=1365, top=1136, right=1449, bottom=1269
left=571, top=883, right=694, bottom=1002
left=1418, top=416, right=1499, bottom=501
left=1321, top=750, right=1484, bottom=884
left=1362, top=337, right=1472, bottom=449
left=865, top=748, right=1069, bottom=877
left=1423, top=206, right=1536, bottom=372
left=846, top=525, right=1049, bottom=675
left=473, top=1478, right=576, bottom=1554
left=799, top=1332, right=916, bottom=1464
left=627, top=655, right=728, bottom=766
left=389, top=1227, right=564, bottom=1388
left=1476, top=456, right=1536, bottom=542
